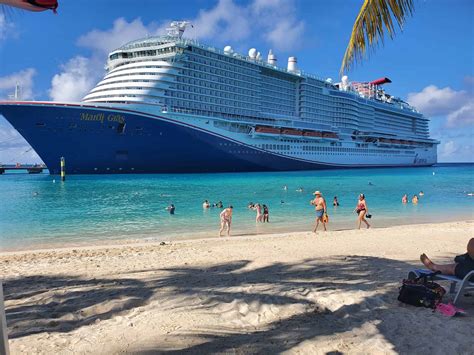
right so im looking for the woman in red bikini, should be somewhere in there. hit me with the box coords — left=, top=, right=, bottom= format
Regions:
left=354, top=193, right=370, bottom=229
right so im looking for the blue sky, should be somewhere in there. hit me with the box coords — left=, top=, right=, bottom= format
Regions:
left=0, top=0, right=473, bottom=162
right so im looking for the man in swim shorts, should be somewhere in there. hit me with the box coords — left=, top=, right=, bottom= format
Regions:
left=219, top=206, right=233, bottom=237
left=420, top=238, right=474, bottom=279
left=310, top=191, right=327, bottom=233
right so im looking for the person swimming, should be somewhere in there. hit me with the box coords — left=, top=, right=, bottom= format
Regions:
left=283, top=185, right=288, bottom=191
left=412, top=195, right=418, bottom=204
left=296, top=187, right=304, bottom=192
left=203, top=200, right=210, bottom=208
left=216, top=201, right=223, bottom=208
left=419, top=191, right=424, bottom=196
left=166, top=204, right=175, bottom=215
left=333, top=196, right=339, bottom=206
left=402, top=194, right=408, bottom=204
left=219, top=206, right=233, bottom=237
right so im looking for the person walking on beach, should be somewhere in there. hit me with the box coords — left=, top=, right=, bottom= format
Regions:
left=310, top=191, right=327, bottom=233
left=219, top=206, right=233, bottom=237
left=354, top=194, right=370, bottom=229
left=262, top=204, right=269, bottom=222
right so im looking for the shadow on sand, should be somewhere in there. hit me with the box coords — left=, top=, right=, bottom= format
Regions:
left=4, top=255, right=471, bottom=352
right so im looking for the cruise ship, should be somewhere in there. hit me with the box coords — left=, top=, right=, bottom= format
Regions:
left=0, top=21, right=438, bottom=174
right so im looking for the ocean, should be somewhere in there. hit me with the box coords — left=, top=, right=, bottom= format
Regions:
left=1, top=164, right=473, bottom=251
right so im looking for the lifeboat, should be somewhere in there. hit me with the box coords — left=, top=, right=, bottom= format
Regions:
left=322, top=132, right=339, bottom=139
left=281, top=128, right=303, bottom=137
left=303, top=131, right=323, bottom=138
left=252, top=125, right=281, bottom=138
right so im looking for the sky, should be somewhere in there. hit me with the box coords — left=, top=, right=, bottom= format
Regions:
left=0, top=0, right=472, bottom=163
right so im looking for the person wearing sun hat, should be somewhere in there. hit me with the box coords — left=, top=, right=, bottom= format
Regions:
left=310, top=190, right=327, bottom=233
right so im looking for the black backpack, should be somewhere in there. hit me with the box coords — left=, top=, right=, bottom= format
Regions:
left=398, top=271, right=446, bottom=308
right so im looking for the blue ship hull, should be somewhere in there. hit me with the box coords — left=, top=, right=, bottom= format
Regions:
left=1, top=102, right=344, bottom=174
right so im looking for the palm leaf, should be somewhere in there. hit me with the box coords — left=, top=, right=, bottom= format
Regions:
left=340, top=0, right=415, bottom=75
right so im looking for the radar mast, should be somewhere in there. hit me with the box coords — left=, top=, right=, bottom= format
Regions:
left=166, top=21, right=193, bottom=38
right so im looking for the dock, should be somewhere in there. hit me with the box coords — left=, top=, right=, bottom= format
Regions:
left=0, top=164, right=46, bottom=174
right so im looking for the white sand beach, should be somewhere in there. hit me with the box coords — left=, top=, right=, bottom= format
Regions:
left=1, top=220, right=473, bottom=354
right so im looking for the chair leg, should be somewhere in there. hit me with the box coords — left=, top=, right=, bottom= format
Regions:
left=453, top=280, right=467, bottom=305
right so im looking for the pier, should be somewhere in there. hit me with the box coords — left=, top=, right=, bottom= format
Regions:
left=0, top=164, right=46, bottom=174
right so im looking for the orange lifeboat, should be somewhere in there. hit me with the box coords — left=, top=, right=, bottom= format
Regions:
left=281, top=128, right=303, bottom=136
left=303, top=131, right=323, bottom=138
left=255, top=126, right=281, bottom=134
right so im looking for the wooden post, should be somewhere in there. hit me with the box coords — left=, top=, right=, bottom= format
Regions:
left=60, top=157, right=66, bottom=182
left=0, top=282, right=9, bottom=355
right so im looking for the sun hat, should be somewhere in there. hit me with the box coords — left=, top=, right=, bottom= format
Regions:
left=313, top=191, right=322, bottom=195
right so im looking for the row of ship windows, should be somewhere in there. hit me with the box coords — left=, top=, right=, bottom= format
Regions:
left=190, top=47, right=256, bottom=68
left=183, top=64, right=258, bottom=83
left=186, top=56, right=255, bottom=77
left=109, top=47, right=177, bottom=60
left=174, top=83, right=258, bottom=100
left=179, top=70, right=259, bottom=91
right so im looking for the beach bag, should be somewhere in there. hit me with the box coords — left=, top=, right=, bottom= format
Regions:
left=398, top=271, right=445, bottom=308
left=322, top=213, right=329, bottom=223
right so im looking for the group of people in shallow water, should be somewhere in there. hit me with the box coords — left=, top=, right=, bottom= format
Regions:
left=402, top=191, right=424, bottom=204
left=247, top=202, right=270, bottom=223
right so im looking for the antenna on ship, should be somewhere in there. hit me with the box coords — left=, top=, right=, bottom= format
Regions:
left=166, top=21, right=193, bottom=38
left=7, top=82, right=21, bottom=101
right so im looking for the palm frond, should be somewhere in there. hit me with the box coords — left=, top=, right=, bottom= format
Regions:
left=340, top=0, right=414, bottom=75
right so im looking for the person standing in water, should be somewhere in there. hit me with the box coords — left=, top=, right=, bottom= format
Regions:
left=310, top=191, right=327, bottom=233
left=253, top=203, right=263, bottom=222
left=333, top=196, right=339, bottom=206
left=262, top=204, right=269, bottom=222
left=354, top=194, right=370, bottom=229
left=203, top=200, right=210, bottom=209
left=402, top=194, right=408, bottom=204
left=412, top=195, right=419, bottom=204
left=219, top=206, right=233, bottom=237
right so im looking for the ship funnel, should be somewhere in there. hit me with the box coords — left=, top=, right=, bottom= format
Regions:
left=267, top=49, right=277, bottom=65
left=287, top=56, right=297, bottom=72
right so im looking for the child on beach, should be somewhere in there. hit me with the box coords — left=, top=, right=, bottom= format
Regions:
left=219, top=206, right=233, bottom=237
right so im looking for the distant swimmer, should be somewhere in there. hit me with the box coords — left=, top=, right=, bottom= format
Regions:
left=419, top=191, right=424, bottom=196
left=216, top=201, right=223, bottom=208
left=333, top=196, right=339, bottom=207
left=33, top=192, right=39, bottom=196
left=368, top=181, right=374, bottom=186
left=203, top=200, right=210, bottom=208
left=296, top=187, right=304, bottom=192
left=412, top=195, right=419, bottom=204
left=262, top=204, right=269, bottom=222
left=166, top=204, right=175, bottom=215
left=219, top=206, right=233, bottom=237
left=283, top=185, right=288, bottom=191
left=247, top=202, right=255, bottom=209
left=402, top=194, right=408, bottom=204
left=280, top=200, right=285, bottom=204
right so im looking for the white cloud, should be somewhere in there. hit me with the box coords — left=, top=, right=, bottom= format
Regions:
left=0, top=13, right=15, bottom=42
left=407, top=84, right=474, bottom=128
left=0, top=68, right=36, bottom=100
left=187, top=0, right=305, bottom=51
left=49, top=56, right=99, bottom=101
left=439, top=140, right=458, bottom=158
left=77, top=17, right=164, bottom=56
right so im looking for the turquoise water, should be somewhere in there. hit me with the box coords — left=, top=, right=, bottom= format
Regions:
left=1, top=164, right=473, bottom=251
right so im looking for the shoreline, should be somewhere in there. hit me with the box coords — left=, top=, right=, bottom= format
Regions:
left=2, top=216, right=473, bottom=254
left=1, top=218, right=472, bottom=255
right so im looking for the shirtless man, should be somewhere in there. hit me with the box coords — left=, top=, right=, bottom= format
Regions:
left=420, top=238, right=474, bottom=279
left=219, top=206, right=233, bottom=237
left=310, top=191, right=327, bottom=233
